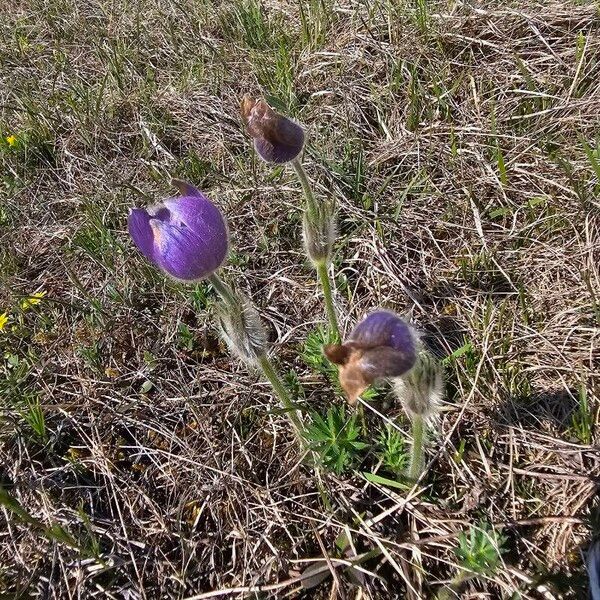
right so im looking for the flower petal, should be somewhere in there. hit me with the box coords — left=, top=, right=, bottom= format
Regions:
left=350, top=310, right=417, bottom=355
left=172, top=178, right=203, bottom=197
left=149, top=217, right=226, bottom=281
left=128, top=208, right=156, bottom=263
left=324, top=310, right=419, bottom=404
left=360, top=346, right=416, bottom=380
left=334, top=345, right=416, bottom=405
left=242, top=96, right=305, bottom=164
left=337, top=354, right=371, bottom=405
left=128, top=188, right=229, bottom=281
left=254, top=135, right=304, bottom=164
left=323, top=344, right=351, bottom=365
left=164, top=195, right=229, bottom=253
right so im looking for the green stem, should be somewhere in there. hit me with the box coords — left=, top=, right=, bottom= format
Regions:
left=291, top=159, right=341, bottom=341
left=408, top=414, right=425, bottom=480
left=257, top=353, right=304, bottom=436
left=207, top=272, right=236, bottom=306
left=356, top=401, right=367, bottom=437
left=316, top=261, right=340, bottom=342
left=291, top=158, right=318, bottom=219
left=208, top=273, right=304, bottom=440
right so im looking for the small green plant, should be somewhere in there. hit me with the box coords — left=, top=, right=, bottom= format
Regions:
left=304, top=405, right=368, bottom=474
left=189, top=283, right=211, bottom=312
left=414, top=0, right=429, bottom=34
left=21, top=395, right=48, bottom=443
left=302, top=325, right=338, bottom=376
left=255, top=43, right=297, bottom=110
left=177, top=322, right=195, bottom=351
left=439, top=522, right=506, bottom=598
left=76, top=341, right=102, bottom=372
left=455, top=522, right=505, bottom=575
left=571, top=383, right=593, bottom=444
left=581, top=135, right=600, bottom=201
left=489, top=107, right=508, bottom=186
left=299, top=0, right=335, bottom=50
left=219, top=0, right=279, bottom=50
left=71, top=202, right=122, bottom=268
left=76, top=502, right=102, bottom=560
left=284, top=369, right=305, bottom=402
left=376, top=424, right=408, bottom=473
left=0, top=487, right=80, bottom=553
left=406, top=62, right=423, bottom=131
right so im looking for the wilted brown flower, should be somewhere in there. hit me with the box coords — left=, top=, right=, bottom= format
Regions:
left=324, top=310, right=418, bottom=405
left=241, top=95, right=305, bottom=164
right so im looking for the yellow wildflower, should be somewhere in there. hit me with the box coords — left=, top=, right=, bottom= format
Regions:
left=0, top=313, right=8, bottom=331
left=66, top=447, right=83, bottom=461
left=6, top=135, right=17, bottom=146
left=21, top=290, right=46, bottom=310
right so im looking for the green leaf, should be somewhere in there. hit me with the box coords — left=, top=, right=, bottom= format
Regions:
left=455, top=521, right=506, bottom=576
left=300, top=561, right=331, bottom=590
left=140, top=380, right=153, bottom=394
left=303, top=405, right=368, bottom=474
left=442, top=341, right=473, bottom=365
left=350, top=441, right=369, bottom=450
left=361, top=472, right=410, bottom=490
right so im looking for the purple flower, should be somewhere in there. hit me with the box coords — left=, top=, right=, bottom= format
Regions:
left=128, top=179, right=229, bottom=281
left=324, top=310, right=418, bottom=404
left=241, top=95, right=305, bottom=164
left=588, top=539, right=600, bottom=600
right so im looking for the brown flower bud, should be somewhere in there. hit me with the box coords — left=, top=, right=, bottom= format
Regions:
left=325, top=341, right=415, bottom=405
left=324, top=311, right=419, bottom=404
left=241, top=95, right=305, bottom=164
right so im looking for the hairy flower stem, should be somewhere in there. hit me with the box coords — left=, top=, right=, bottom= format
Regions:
left=291, top=159, right=340, bottom=341
left=291, top=158, right=318, bottom=220
left=257, top=354, right=304, bottom=436
left=316, top=261, right=340, bottom=342
left=408, top=414, right=425, bottom=480
left=207, top=272, right=236, bottom=307
left=208, top=273, right=304, bottom=438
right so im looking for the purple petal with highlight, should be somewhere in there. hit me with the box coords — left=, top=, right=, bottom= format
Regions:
left=149, top=218, right=224, bottom=280
left=350, top=310, right=416, bottom=356
left=128, top=183, right=229, bottom=281
left=172, top=179, right=203, bottom=197
left=128, top=208, right=156, bottom=263
left=164, top=195, right=228, bottom=243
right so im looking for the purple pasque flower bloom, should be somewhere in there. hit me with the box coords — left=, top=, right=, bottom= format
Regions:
left=324, top=310, right=418, bottom=405
left=128, top=179, right=229, bottom=281
left=588, top=539, right=600, bottom=600
left=241, top=95, right=305, bottom=164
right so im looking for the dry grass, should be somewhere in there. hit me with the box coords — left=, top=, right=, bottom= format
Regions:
left=0, top=0, right=598, bottom=598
